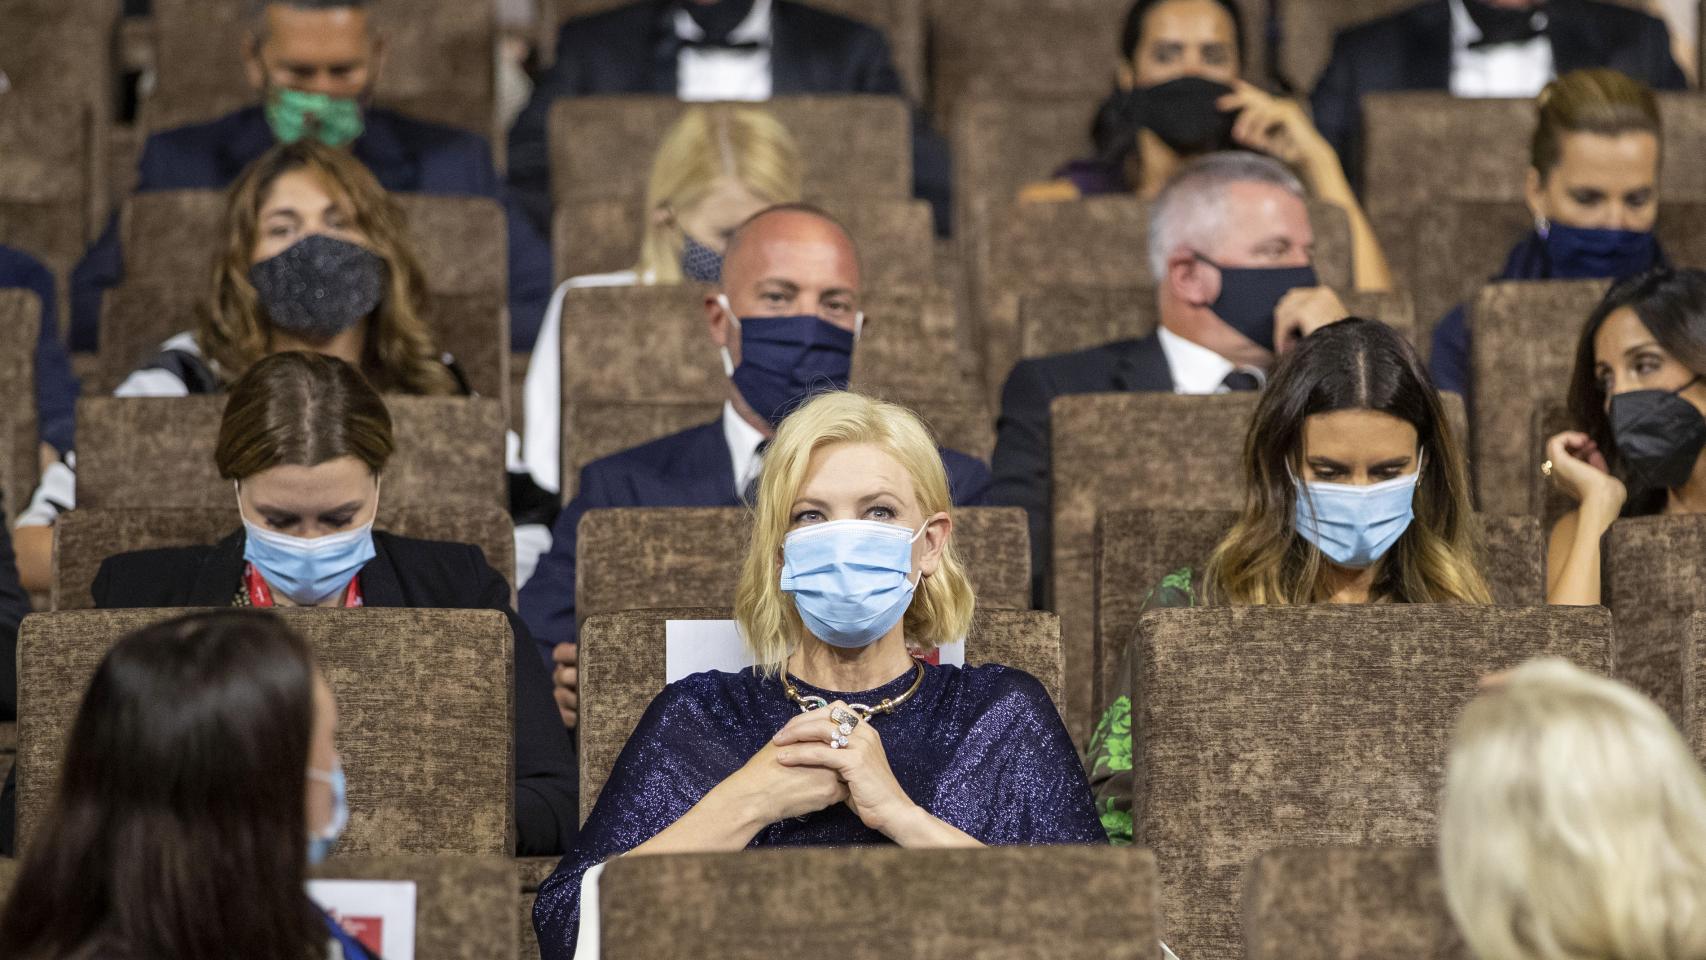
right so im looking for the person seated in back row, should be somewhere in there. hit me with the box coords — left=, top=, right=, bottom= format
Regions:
left=1431, top=69, right=1668, bottom=406
left=519, top=203, right=992, bottom=729
left=71, top=0, right=552, bottom=353
left=1084, top=318, right=1492, bottom=844
left=992, top=152, right=1354, bottom=605
left=0, top=243, right=79, bottom=481
left=91, top=352, right=580, bottom=855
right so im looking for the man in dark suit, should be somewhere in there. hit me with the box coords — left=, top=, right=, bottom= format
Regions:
left=70, top=0, right=553, bottom=353
left=991, top=152, right=1350, bottom=605
left=519, top=203, right=991, bottom=725
left=1311, top=0, right=1686, bottom=188
left=507, top=0, right=951, bottom=234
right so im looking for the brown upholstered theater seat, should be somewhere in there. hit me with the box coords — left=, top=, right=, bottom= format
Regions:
left=1528, top=402, right=1576, bottom=525
left=1681, top=611, right=1706, bottom=761
left=1092, top=508, right=1547, bottom=712
left=52, top=504, right=517, bottom=611
left=577, top=607, right=1065, bottom=819
left=548, top=95, right=911, bottom=207
left=1470, top=279, right=1611, bottom=515
left=147, top=0, right=498, bottom=147
left=76, top=396, right=508, bottom=511
left=308, top=856, right=520, bottom=960
left=1133, top=604, right=1611, bottom=958
left=16, top=608, right=514, bottom=854
left=1605, top=516, right=1706, bottom=724
left=0, top=289, right=40, bottom=523
left=596, top=846, right=1159, bottom=959
left=1244, top=846, right=1469, bottom=960
left=949, top=93, right=1100, bottom=254
left=0, top=91, right=94, bottom=278
left=551, top=196, right=938, bottom=290
left=1017, top=284, right=1415, bottom=367
left=576, top=505, right=1030, bottom=622
left=927, top=0, right=1143, bottom=122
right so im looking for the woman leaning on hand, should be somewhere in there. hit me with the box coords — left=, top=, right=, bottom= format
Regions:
left=531, top=391, right=1103, bottom=958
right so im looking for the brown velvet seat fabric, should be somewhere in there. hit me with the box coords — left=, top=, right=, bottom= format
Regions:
left=597, top=846, right=1159, bottom=959
left=1133, top=604, right=1612, bottom=958
left=0, top=91, right=93, bottom=276
left=927, top=0, right=1131, bottom=121
left=0, top=289, right=40, bottom=522
left=1529, top=402, right=1576, bottom=525
left=1244, top=846, right=1469, bottom=960
left=16, top=608, right=513, bottom=854
left=76, top=396, right=508, bottom=510
left=548, top=95, right=910, bottom=207
left=52, top=504, right=517, bottom=610
left=1605, top=515, right=1706, bottom=723
left=577, top=505, right=1029, bottom=621
left=1470, top=279, right=1611, bottom=515
left=551, top=196, right=937, bottom=290
left=308, top=856, right=519, bottom=960
left=1680, top=611, right=1706, bottom=760
left=1092, top=508, right=1546, bottom=711
left=577, top=607, right=1065, bottom=820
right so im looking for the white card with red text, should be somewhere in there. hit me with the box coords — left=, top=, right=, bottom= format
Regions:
left=308, top=879, right=416, bottom=960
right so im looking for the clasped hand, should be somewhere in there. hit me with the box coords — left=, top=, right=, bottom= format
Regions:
left=743, top=701, right=918, bottom=837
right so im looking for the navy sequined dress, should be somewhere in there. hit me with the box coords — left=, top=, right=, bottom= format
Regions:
left=532, top=661, right=1104, bottom=957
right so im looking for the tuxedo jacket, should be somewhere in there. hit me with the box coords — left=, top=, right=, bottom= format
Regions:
left=516, top=419, right=993, bottom=656
left=93, top=528, right=580, bottom=856
left=989, top=334, right=1175, bottom=606
left=1310, top=0, right=1686, bottom=189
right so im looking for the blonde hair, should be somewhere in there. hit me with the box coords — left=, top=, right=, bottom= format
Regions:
left=1440, top=659, right=1706, bottom=960
left=201, top=140, right=456, bottom=396
left=1531, top=69, right=1662, bottom=183
left=734, top=392, right=975, bottom=675
left=636, top=105, right=804, bottom=283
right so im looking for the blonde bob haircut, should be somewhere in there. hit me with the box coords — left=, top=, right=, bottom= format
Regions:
left=636, top=105, right=804, bottom=283
left=734, top=391, right=975, bottom=676
left=1440, top=658, right=1706, bottom=960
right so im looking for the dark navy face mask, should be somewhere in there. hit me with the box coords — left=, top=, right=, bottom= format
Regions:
left=1541, top=222, right=1658, bottom=279
left=717, top=295, right=860, bottom=426
left=1196, top=256, right=1319, bottom=352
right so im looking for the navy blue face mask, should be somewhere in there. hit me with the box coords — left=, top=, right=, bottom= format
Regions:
left=1196, top=257, right=1319, bottom=352
left=718, top=295, right=860, bottom=426
left=1541, top=222, right=1658, bottom=279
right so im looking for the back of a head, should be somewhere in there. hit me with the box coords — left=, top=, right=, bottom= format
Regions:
left=0, top=611, right=323, bottom=960
left=1531, top=69, right=1662, bottom=181
left=1147, top=151, right=1305, bottom=281
left=1441, top=658, right=1706, bottom=960
left=216, top=350, right=395, bottom=482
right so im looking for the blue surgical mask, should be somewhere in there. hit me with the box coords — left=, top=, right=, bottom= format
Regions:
left=718, top=294, right=862, bottom=426
left=780, top=519, right=927, bottom=649
left=307, top=760, right=348, bottom=865
left=1293, top=467, right=1421, bottom=570
left=238, top=483, right=378, bottom=606
left=681, top=233, right=724, bottom=283
left=1540, top=222, right=1658, bottom=279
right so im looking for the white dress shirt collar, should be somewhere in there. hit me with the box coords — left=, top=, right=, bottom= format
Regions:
left=675, top=0, right=775, bottom=102
left=1447, top=0, right=1553, bottom=98
left=1157, top=326, right=1238, bottom=395
left=722, top=399, right=770, bottom=498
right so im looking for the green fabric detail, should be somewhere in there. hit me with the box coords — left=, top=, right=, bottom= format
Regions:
left=1087, top=695, right=1132, bottom=777
left=1099, top=804, right=1133, bottom=846
left=267, top=88, right=366, bottom=148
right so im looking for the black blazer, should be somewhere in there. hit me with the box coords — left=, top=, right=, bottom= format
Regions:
left=505, top=0, right=950, bottom=233
left=0, top=515, right=26, bottom=722
left=1310, top=0, right=1687, bottom=190
left=989, top=335, right=1175, bottom=607
left=93, top=529, right=580, bottom=856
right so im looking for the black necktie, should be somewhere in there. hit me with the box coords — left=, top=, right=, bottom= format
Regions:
left=1221, top=369, right=1264, bottom=392
left=741, top=439, right=771, bottom=506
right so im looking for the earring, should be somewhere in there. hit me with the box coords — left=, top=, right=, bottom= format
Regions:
left=1534, top=215, right=1551, bottom=239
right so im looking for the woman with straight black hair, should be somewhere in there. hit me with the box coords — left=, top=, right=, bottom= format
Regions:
left=1546, top=269, right=1706, bottom=604
left=0, top=610, right=372, bottom=960
left=1084, top=318, right=1491, bottom=843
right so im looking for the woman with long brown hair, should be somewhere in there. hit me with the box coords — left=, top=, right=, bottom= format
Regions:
left=1085, top=317, right=1491, bottom=843
left=88, top=351, right=579, bottom=856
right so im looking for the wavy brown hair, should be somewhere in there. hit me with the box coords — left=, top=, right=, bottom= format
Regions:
left=1204, top=318, right=1491, bottom=605
left=216, top=351, right=395, bottom=481
left=200, top=139, right=456, bottom=395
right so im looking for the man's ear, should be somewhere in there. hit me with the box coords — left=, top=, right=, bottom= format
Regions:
left=706, top=291, right=733, bottom=349
left=243, top=32, right=268, bottom=92
left=1166, top=251, right=1218, bottom=308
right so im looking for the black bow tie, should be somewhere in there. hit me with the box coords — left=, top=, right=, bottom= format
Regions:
left=678, top=35, right=764, bottom=52
left=1464, top=1, right=1549, bottom=49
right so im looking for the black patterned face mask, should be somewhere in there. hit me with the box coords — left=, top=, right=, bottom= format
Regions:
left=249, top=233, right=387, bottom=340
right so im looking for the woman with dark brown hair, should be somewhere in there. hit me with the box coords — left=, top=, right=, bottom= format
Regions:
left=88, top=351, right=579, bottom=855
left=1083, top=318, right=1491, bottom=844
left=0, top=610, right=375, bottom=960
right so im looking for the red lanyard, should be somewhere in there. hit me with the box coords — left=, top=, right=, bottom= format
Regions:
left=243, top=563, right=364, bottom=608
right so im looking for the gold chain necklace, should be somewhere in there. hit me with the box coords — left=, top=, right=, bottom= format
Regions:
left=780, top=659, right=927, bottom=717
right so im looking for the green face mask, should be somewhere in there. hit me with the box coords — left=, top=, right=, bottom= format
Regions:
left=265, top=87, right=365, bottom=148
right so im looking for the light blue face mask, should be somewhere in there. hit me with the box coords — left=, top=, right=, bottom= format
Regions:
left=307, top=761, right=348, bottom=865
left=780, top=519, right=928, bottom=649
left=1293, top=465, right=1421, bottom=570
left=237, top=482, right=378, bottom=606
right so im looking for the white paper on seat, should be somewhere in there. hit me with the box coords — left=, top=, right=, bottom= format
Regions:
left=308, top=879, right=417, bottom=960
left=666, top=619, right=964, bottom=683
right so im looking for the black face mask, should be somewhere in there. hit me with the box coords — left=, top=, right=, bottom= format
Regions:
left=249, top=234, right=387, bottom=340
left=680, top=0, right=757, bottom=43
left=1610, top=377, right=1706, bottom=491
left=1091, top=76, right=1238, bottom=161
left=1463, top=0, right=1548, bottom=48
left=1197, top=257, right=1319, bottom=352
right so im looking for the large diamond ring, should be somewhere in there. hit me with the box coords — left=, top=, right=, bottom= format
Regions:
left=1541, top=459, right=1554, bottom=479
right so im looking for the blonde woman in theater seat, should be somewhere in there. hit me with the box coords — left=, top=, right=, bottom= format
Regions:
left=1085, top=318, right=1491, bottom=844
left=1440, top=658, right=1706, bottom=960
